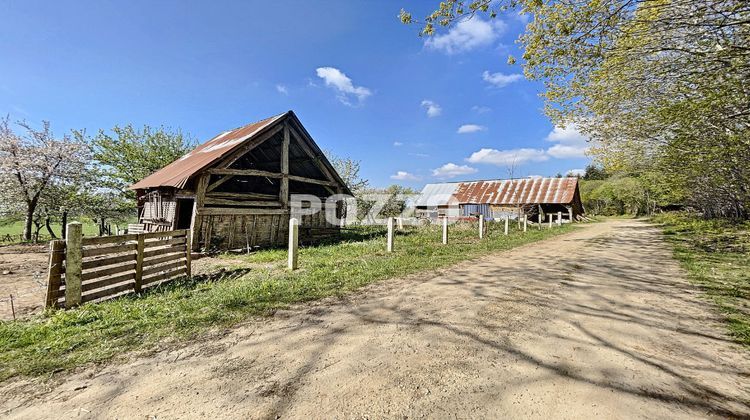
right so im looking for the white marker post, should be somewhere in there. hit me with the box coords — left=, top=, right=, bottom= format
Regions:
left=504, top=215, right=509, bottom=235
left=557, top=211, right=563, bottom=226
left=478, top=214, right=485, bottom=239
left=523, top=215, right=528, bottom=232
left=397, top=217, right=404, bottom=230
left=387, top=217, right=394, bottom=252
left=288, top=218, right=299, bottom=270
left=548, top=214, right=553, bottom=228
left=538, top=213, right=542, bottom=230
left=442, top=216, right=448, bottom=244
left=568, top=208, right=573, bottom=223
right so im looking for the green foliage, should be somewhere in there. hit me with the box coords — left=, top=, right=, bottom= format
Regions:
left=406, top=0, right=750, bottom=218
left=653, top=212, right=750, bottom=346
left=0, top=222, right=572, bottom=381
left=85, top=124, right=195, bottom=191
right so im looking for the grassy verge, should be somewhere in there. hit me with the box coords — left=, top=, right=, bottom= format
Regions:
left=0, top=221, right=574, bottom=382
left=652, top=212, right=750, bottom=346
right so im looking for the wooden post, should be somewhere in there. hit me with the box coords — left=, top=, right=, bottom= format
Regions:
left=134, top=234, right=145, bottom=292
left=45, top=239, right=65, bottom=308
left=523, top=215, right=528, bottom=232
left=478, top=214, right=484, bottom=239
left=504, top=215, right=509, bottom=235
left=548, top=214, right=553, bottom=228
left=568, top=207, right=573, bottom=223
left=280, top=123, right=290, bottom=208
left=64, top=222, right=83, bottom=308
left=185, top=230, right=192, bottom=278
left=538, top=213, right=542, bottom=230
left=288, top=217, right=299, bottom=270
left=557, top=211, right=563, bottom=226
left=387, top=217, right=394, bottom=252
left=190, top=173, right=209, bottom=251
left=442, top=216, right=448, bottom=244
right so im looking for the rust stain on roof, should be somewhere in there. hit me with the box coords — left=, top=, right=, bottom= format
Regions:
left=453, top=177, right=578, bottom=205
left=130, top=112, right=286, bottom=190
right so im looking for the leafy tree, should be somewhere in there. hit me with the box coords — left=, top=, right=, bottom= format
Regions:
left=84, top=124, right=195, bottom=192
left=326, top=152, right=369, bottom=196
left=582, top=164, right=608, bottom=181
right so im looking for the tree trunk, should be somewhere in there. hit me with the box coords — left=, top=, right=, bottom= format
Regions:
left=22, top=197, right=39, bottom=241
left=45, top=215, right=58, bottom=239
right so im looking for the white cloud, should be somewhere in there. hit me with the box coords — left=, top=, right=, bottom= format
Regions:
left=472, top=105, right=491, bottom=114
left=466, top=148, right=549, bottom=166
left=432, top=163, right=478, bottom=179
left=315, top=67, right=372, bottom=106
left=393, top=141, right=403, bottom=147
left=457, top=124, right=487, bottom=134
left=482, top=71, right=523, bottom=88
left=425, top=17, right=507, bottom=54
left=409, top=152, right=429, bottom=158
left=566, top=168, right=585, bottom=177
left=390, top=171, right=422, bottom=181
left=544, top=124, right=589, bottom=158
left=276, top=84, right=288, bottom=95
left=421, top=100, right=442, bottom=117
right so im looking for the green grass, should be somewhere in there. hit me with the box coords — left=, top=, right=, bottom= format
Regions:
left=652, top=212, right=750, bottom=347
left=0, top=217, right=107, bottom=244
left=0, top=221, right=574, bottom=381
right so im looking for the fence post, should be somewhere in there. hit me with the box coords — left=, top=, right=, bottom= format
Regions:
left=548, top=214, right=553, bottom=228
left=523, top=215, right=528, bottom=232
left=288, top=218, right=299, bottom=270
left=134, top=234, right=145, bottom=293
left=387, top=217, right=394, bottom=252
left=557, top=211, right=563, bottom=226
left=478, top=214, right=484, bottom=239
left=45, top=239, right=66, bottom=308
left=397, top=217, right=404, bottom=230
left=64, top=222, right=82, bottom=308
left=538, top=214, right=542, bottom=230
left=442, top=216, right=448, bottom=244
left=185, top=230, right=192, bottom=278
left=504, top=215, right=509, bottom=235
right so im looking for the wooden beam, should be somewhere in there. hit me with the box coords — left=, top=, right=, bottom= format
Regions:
left=196, top=207, right=290, bottom=216
left=204, top=197, right=282, bottom=207
left=217, top=123, right=285, bottom=169
left=288, top=124, right=337, bottom=183
left=280, top=123, right=290, bottom=208
left=207, top=168, right=283, bottom=178
left=287, top=174, right=338, bottom=187
left=206, top=191, right=278, bottom=200
left=206, top=175, right=233, bottom=192
left=190, top=173, right=209, bottom=251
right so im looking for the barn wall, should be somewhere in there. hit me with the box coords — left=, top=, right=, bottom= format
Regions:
left=199, top=210, right=339, bottom=250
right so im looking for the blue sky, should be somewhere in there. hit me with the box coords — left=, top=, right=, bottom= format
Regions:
left=0, top=0, right=590, bottom=188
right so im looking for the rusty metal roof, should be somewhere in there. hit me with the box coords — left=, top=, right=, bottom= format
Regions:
left=453, top=177, right=579, bottom=205
left=130, top=112, right=287, bottom=190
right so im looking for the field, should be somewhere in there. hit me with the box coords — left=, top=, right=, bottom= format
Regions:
left=0, top=220, right=573, bottom=382
left=0, top=218, right=114, bottom=244
left=653, top=212, right=750, bottom=346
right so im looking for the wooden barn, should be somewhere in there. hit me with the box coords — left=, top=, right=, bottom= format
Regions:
left=415, top=177, right=584, bottom=222
left=129, top=111, right=351, bottom=251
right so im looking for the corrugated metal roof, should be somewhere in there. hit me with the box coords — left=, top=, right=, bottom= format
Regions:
left=414, top=183, right=459, bottom=206
left=453, top=177, right=578, bottom=205
left=130, top=112, right=287, bottom=190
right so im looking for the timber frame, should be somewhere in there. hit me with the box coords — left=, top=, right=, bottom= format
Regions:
left=131, top=111, right=350, bottom=251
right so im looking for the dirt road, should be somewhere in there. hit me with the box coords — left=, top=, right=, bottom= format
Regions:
left=2, top=219, right=749, bottom=418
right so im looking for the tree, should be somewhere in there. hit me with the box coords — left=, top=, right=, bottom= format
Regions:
left=326, top=152, right=369, bottom=196
left=0, top=117, right=88, bottom=240
left=403, top=0, right=750, bottom=218
left=583, top=164, right=608, bottom=181
left=85, top=124, right=195, bottom=192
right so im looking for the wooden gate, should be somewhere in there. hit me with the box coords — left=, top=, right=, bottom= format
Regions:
left=45, top=223, right=191, bottom=308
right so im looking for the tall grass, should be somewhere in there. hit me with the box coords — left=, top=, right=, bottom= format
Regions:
left=653, top=212, right=750, bottom=346
left=0, top=221, right=573, bottom=381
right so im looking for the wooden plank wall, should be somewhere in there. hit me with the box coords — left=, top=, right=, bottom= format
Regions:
left=46, top=229, right=190, bottom=308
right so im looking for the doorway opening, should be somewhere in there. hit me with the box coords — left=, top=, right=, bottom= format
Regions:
left=175, top=198, right=194, bottom=230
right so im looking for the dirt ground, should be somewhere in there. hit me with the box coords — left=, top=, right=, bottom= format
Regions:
left=2, top=219, right=749, bottom=418
left=0, top=244, right=49, bottom=320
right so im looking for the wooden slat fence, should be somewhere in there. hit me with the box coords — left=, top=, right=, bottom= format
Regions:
left=45, top=224, right=191, bottom=308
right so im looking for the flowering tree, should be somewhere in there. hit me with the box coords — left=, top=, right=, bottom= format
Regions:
left=0, top=116, right=88, bottom=240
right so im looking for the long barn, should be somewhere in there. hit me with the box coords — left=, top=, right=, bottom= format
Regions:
left=130, top=111, right=350, bottom=251
left=415, top=177, right=584, bottom=221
